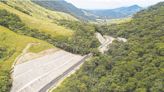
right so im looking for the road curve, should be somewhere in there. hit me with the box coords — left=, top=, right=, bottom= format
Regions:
left=95, top=33, right=115, bottom=53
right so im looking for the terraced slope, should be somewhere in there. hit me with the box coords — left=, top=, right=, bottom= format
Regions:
left=0, top=0, right=77, bottom=39
left=0, top=26, right=54, bottom=91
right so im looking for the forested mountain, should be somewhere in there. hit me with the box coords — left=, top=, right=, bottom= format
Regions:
left=32, top=0, right=96, bottom=21
left=0, top=0, right=163, bottom=92
left=33, top=0, right=142, bottom=20
left=89, top=5, right=142, bottom=19
left=53, top=2, right=164, bottom=92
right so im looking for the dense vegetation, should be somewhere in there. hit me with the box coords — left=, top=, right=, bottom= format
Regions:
left=0, top=9, right=99, bottom=55
left=54, top=20, right=99, bottom=54
left=0, top=46, right=10, bottom=61
left=54, top=2, right=164, bottom=92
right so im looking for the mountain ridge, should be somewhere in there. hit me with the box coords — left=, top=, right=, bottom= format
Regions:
left=32, top=0, right=95, bottom=21
left=33, top=0, right=142, bottom=20
left=89, top=5, right=142, bottom=19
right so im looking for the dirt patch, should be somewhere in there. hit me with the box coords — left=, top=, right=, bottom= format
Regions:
left=16, top=48, right=58, bottom=64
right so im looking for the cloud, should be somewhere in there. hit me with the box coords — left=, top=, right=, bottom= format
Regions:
left=65, top=0, right=164, bottom=9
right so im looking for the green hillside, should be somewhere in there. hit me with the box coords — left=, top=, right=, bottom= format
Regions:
left=0, top=26, right=54, bottom=92
left=3, top=0, right=77, bottom=21
left=0, top=2, right=100, bottom=91
left=0, top=0, right=77, bottom=40
left=54, top=2, right=164, bottom=92
left=1, top=0, right=163, bottom=92
left=0, top=0, right=99, bottom=54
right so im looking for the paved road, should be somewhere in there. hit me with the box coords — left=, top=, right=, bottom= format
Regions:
left=95, top=33, right=115, bottom=53
left=95, top=32, right=106, bottom=44
left=11, top=33, right=126, bottom=92
left=10, top=43, right=37, bottom=74
left=95, top=32, right=127, bottom=54
left=11, top=50, right=86, bottom=92
left=39, top=53, right=92, bottom=92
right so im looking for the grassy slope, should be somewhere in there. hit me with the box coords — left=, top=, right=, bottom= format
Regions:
left=0, top=25, right=54, bottom=69
left=0, top=26, right=54, bottom=91
left=95, top=17, right=132, bottom=25
left=107, top=17, right=132, bottom=24
left=0, top=1, right=76, bottom=39
left=5, top=0, right=77, bottom=22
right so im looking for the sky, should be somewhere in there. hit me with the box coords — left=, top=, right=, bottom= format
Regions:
left=65, top=0, right=164, bottom=9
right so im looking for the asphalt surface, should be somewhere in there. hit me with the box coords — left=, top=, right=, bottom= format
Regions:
left=95, top=32, right=127, bottom=53
left=39, top=53, right=92, bottom=92
left=11, top=50, right=85, bottom=92
left=95, top=33, right=115, bottom=53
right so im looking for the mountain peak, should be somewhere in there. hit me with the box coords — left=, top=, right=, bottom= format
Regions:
left=129, top=4, right=142, bottom=9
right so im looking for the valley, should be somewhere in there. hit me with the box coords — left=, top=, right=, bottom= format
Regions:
left=32, top=0, right=142, bottom=21
left=0, top=0, right=163, bottom=92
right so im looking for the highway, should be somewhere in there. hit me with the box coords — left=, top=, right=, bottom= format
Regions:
left=11, top=50, right=89, bottom=92
left=39, top=53, right=92, bottom=92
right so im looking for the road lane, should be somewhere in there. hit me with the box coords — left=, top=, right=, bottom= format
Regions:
left=39, top=53, right=92, bottom=92
left=11, top=50, right=85, bottom=92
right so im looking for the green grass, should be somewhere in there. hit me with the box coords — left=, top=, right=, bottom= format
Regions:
left=5, top=0, right=78, bottom=21
left=0, top=25, right=54, bottom=69
left=0, top=26, right=54, bottom=91
left=28, top=44, right=58, bottom=53
left=0, top=1, right=76, bottom=40
left=107, top=17, right=132, bottom=24
left=95, top=17, right=132, bottom=25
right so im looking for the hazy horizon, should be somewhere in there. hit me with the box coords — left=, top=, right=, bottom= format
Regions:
left=65, top=0, right=164, bottom=9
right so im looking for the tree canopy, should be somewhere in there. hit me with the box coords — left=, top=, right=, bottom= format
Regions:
left=54, top=2, right=164, bottom=92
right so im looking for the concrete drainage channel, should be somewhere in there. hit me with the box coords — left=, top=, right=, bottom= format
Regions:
left=11, top=50, right=92, bottom=92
